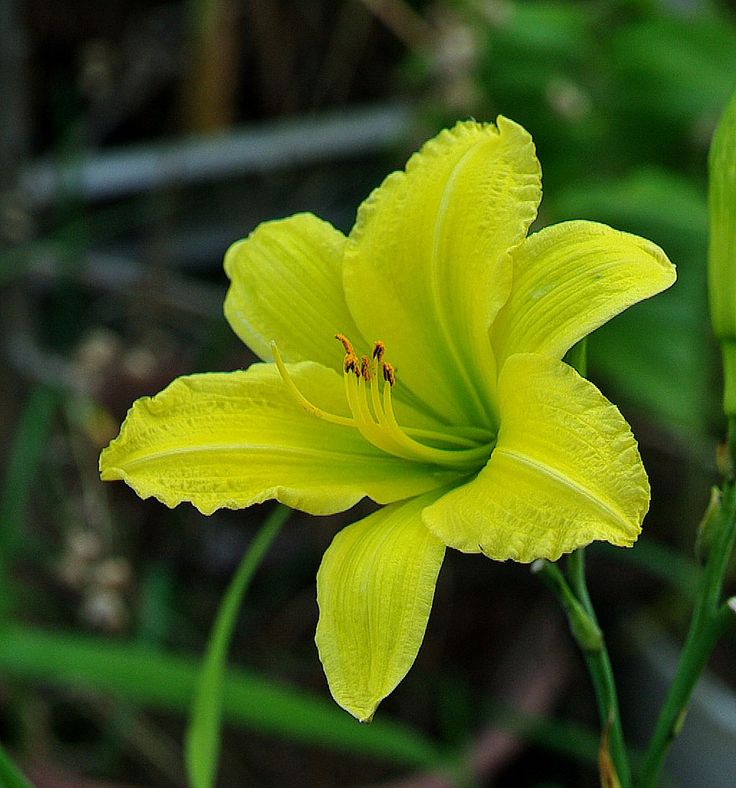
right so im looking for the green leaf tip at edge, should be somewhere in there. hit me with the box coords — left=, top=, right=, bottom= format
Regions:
left=185, top=504, right=289, bottom=788
left=0, top=741, right=33, bottom=788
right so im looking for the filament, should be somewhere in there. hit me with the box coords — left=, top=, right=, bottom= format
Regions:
left=272, top=337, right=495, bottom=471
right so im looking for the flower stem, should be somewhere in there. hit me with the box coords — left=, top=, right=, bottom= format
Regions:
left=534, top=553, right=631, bottom=787
left=728, top=416, right=736, bottom=475
left=569, top=549, right=631, bottom=788
left=637, top=477, right=736, bottom=787
left=557, top=338, right=631, bottom=784
left=721, top=342, right=736, bottom=421
left=186, top=504, right=290, bottom=788
left=533, top=558, right=602, bottom=650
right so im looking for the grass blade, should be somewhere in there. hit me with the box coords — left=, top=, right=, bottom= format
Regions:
left=0, top=385, right=59, bottom=620
left=0, top=625, right=442, bottom=768
left=0, top=386, right=58, bottom=552
left=185, top=504, right=289, bottom=788
left=0, top=741, right=32, bottom=788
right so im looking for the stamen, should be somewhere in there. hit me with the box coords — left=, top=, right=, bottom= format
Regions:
left=347, top=346, right=494, bottom=469
left=369, top=362, right=487, bottom=448
left=372, top=340, right=385, bottom=364
left=344, top=353, right=361, bottom=377
left=271, top=342, right=354, bottom=427
left=344, top=371, right=393, bottom=453
left=335, top=333, right=355, bottom=355
left=274, top=337, right=495, bottom=471
left=379, top=375, right=493, bottom=467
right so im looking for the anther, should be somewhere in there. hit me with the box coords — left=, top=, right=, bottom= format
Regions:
left=372, top=341, right=385, bottom=364
left=275, top=339, right=493, bottom=470
left=344, top=353, right=361, bottom=377
left=335, top=333, right=355, bottom=356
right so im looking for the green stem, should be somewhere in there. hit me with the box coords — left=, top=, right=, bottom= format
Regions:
left=534, top=559, right=602, bottom=650
left=638, top=481, right=736, bottom=787
left=568, top=548, right=591, bottom=609
left=569, top=549, right=631, bottom=788
left=721, top=342, right=736, bottom=421
left=727, top=416, right=736, bottom=477
left=559, top=339, right=631, bottom=785
left=185, top=504, right=290, bottom=788
left=536, top=553, right=631, bottom=787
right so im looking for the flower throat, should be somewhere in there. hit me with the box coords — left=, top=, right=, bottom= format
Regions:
left=272, top=334, right=494, bottom=471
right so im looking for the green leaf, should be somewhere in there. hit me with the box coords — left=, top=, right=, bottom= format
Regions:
left=487, top=1, right=593, bottom=63
left=0, top=625, right=443, bottom=768
left=486, top=702, right=600, bottom=765
left=0, top=385, right=59, bottom=553
left=0, top=385, right=59, bottom=620
left=553, top=169, right=714, bottom=436
left=611, top=14, right=736, bottom=125
left=0, top=742, right=32, bottom=788
left=185, top=504, right=289, bottom=788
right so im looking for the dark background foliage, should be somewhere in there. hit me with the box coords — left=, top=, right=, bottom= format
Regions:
left=1, top=1, right=735, bottom=785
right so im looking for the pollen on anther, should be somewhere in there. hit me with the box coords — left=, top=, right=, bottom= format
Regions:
left=382, top=361, right=396, bottom=387
left=360, top=355, right=371, bottom=382
left=372, top=340, right=385, bottom=364
left=344, top=353, right=361, bottom=377
left=335, top=333, right=355, bottom=356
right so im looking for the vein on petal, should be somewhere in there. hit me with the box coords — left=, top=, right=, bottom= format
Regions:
left=105, top=443, right=414, bottom=469
left=492, top=447, right=638, bottom=534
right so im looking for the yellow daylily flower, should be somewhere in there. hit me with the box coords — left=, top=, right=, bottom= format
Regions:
left=100, top=118, right=676, bottom=722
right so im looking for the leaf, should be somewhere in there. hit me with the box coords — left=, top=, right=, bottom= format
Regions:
left=0, top=742, right=32, bottom=788
left=0, top=385, right=59, bottom=620
left=185, top=504, right=289, bottom=788
left=0, top=625, right=442, bottom=768
left=611, top=14, right=736, bottom=125
left=0, top=386, right=59, bottom=554
left=553, top=169, right=714, bottom=435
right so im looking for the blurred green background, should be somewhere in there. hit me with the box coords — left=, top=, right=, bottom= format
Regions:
left=1, top=0, right=735, bottom=785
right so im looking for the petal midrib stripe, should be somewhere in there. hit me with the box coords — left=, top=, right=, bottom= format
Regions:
left=111, top=443, right=422, bottom=468
left=429, top=137, right=492, bottom=423
left=493, top=447, right=635, bottom=532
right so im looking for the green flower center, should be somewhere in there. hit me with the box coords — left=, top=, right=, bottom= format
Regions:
left=273, top=334, right=494, bottom=471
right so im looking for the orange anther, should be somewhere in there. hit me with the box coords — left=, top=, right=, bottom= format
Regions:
left=344, top=353, right=361, bottom=377
left=372, top=340, right=386, bottom=364
left=335, top=333, right=355, bottom=355
left=361, top=356, right=372, bottom=382
left=381, top=361, right=396, bottom=387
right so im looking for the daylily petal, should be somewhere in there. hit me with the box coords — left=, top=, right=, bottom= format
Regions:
left=343, top=117, right=541, bottom=426
left=492, top=220, right=676, bottom=366
left=224, top=213, right=364, bottom=371
left=100, top=362, right=459, bottom=516
left=315, top=492, right=446, bottom=722
left=423, top=354, right=649, bottom=562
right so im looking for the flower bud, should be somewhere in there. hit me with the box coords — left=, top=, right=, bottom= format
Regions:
left=709, top=89, right=736, bottom=416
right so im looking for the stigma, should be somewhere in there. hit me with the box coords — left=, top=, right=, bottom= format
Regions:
left=272, top=335, right=494, bottom=471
